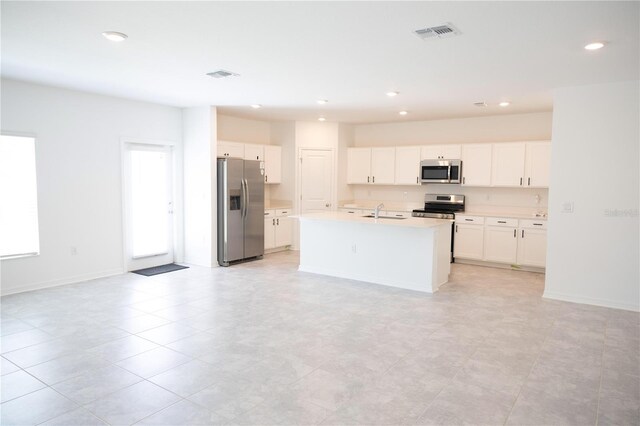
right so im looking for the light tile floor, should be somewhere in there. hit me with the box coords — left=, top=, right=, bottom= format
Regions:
left=1, top=251, right=638, bottom=425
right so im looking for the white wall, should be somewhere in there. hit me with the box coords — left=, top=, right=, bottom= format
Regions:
left=354, top=112, right=552, bottom=146
left=217, top=114, right=271, bottom=144
left=545, top=81, right=639, bottom=312
left=183, top=106, right=217, bottom=267
left=0, top=79, right=183, bottom=295
left=269, top=121, right=296, bottom=203
left=337, top=124, right=355, bottom=203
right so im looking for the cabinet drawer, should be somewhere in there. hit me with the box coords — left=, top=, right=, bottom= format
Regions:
left=485, top=217, right=518, bottom=227
left=275, top=208, right=291, bottom=217
left=386, top=211, right=411, bottom=218
left=519, top=219, right=547, bottom=229
left=455, top=215, right=485, bottom=224
left=264, top=209, right=275, bottom=217
left=339, top=208, right=362, bottom=214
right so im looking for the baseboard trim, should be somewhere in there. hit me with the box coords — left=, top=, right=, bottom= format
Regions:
left=543, top=291, right=640, bottom=312
left=454, top=258, right=545, bottom=273
left=1, top=268, right=125, bottom=296
left=298, top=265, right=436, bottom=294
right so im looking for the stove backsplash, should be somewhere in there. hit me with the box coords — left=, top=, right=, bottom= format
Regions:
left=350, top=185, right=548, bottom=215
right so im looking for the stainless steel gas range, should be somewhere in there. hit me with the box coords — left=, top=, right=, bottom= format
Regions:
left=412, top=194, right=465, bottom=262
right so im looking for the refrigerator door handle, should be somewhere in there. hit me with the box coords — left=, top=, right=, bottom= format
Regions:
left=240, top=179, right=246, bottom=218
left=243, top=178, right=250, bottom=218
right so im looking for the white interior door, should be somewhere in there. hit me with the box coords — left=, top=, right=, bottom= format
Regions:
left=301, top=149, right=333, bottom=213
left=124, top=143, right=174, bottom=271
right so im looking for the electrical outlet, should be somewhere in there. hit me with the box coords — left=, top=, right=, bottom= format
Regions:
left=562, top=202, right=574, bottom=213
left=70, top=246, right=78, bottom=255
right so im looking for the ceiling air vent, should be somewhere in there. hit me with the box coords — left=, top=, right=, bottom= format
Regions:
left=414, top=23, right=461, bottom=40
left=206, top=70, right=239, bottom=79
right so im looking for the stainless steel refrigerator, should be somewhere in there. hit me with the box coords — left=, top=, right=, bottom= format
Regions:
left=217, top=158, right=265, bottom=266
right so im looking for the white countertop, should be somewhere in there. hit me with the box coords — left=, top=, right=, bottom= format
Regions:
left=296, top=211, right=452, bottom=229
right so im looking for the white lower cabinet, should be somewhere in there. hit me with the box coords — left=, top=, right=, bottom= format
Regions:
left=454, top=216, right=485, bottom=260
left=264, top=209, right=292, bottom=250
left=454, top=215, right=547, bottom=268
left=517, top=220, right=547, bottom=267
left=483, top=218, right=518, bottom=264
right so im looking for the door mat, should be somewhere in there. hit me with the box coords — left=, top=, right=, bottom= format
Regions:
left=131, top=263, right=189, bottom=277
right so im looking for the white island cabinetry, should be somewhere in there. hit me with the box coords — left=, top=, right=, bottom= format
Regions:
left=297, top=212, right=452, bottom=293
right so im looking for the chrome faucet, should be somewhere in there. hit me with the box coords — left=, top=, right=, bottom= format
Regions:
left=374, top=203, right=385, bottom=219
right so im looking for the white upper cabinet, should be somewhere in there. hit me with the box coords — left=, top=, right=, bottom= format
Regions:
left=244, top=144, right=264, bottom=161
left=264, top=145, right=282, bottom=184
left=421, top=144, right=462, bottom=160
left=347, top=148, right=372, bottom=184
left=461, top=144, right=492, bottom=186
left=371, top=147, right=395, bottom=184
left=395, top=146, right=421, bottom=185
left=217, top=141, right=245, bottom=159
left=491, top=142, right=526, bottom=187
left=524, top=142, right=551, bottom=188
left=346, top=147, right=394, bottom=184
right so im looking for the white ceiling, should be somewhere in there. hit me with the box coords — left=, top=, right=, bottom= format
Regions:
left=2, top=1, right=638, bottom=123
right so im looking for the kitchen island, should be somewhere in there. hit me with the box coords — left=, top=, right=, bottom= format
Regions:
left=297, top=212, right=452, bottom=293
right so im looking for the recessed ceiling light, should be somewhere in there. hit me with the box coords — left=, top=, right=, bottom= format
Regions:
left=102, top=31, right=128, bottom=42
left=584, top=42, right=605, bottom=51
left=499, top=101, right=510, bottom=107
left=318, top=117, right=326, bottom=122
left=399, top=111, right=408, bottom=116
left=317, top=99, right=328, bottom=104
left=250, top=104, right=262, bottom=109
left=386, top=91, right=399, bottom=97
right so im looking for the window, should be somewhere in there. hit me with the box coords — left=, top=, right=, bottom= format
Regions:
left=0, top=135, right=40, bottom=258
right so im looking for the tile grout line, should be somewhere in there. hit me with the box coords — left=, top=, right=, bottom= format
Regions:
left=411, top=322, right=490, bottom=423
left=502, top=314, right=557, bottom=426
left=594, top=314, right=609, bottom=426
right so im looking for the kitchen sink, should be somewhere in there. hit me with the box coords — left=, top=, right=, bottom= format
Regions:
left=361, top=215, right=407, bottom=220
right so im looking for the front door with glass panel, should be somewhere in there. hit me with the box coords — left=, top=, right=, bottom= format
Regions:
left=124, top=144, right=174, bottom=271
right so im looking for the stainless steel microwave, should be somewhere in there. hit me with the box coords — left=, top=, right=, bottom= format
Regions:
left=420, top=159, right=462, bottom=184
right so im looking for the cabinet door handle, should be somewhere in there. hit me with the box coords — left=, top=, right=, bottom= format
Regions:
left=462, top=176, right=466, bottom=184
left=373, top=176, right=375, bottom=183
left=514, top=229, right=516, bottom=237
left=265, top=175, right=268, bottom=183
left=455, top=225, right=458, bottom=232
left=367, top=176, right=370, bottom=183
left=528, top=177, right=531, bottom=186
left=465, top=218, right=473, bottom=222
left=522, top=229, right=525, bottom=238
left=533, top=223, right=543, bottom=226
left=277, top=218, right=279, bottom=225
left=416, top=176, right=419, bottom=184
left=273, top=219, right=275, bottom=225
left=520, top=177, right=523, bottom=186
left=498, top=221, right=507, bottom=224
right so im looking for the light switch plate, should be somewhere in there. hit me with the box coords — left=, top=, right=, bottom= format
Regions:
left=562, top=202, right=574, bottom=213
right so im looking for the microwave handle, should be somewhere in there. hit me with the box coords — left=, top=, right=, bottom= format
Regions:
left=447, top=165, right=451, bottom=182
